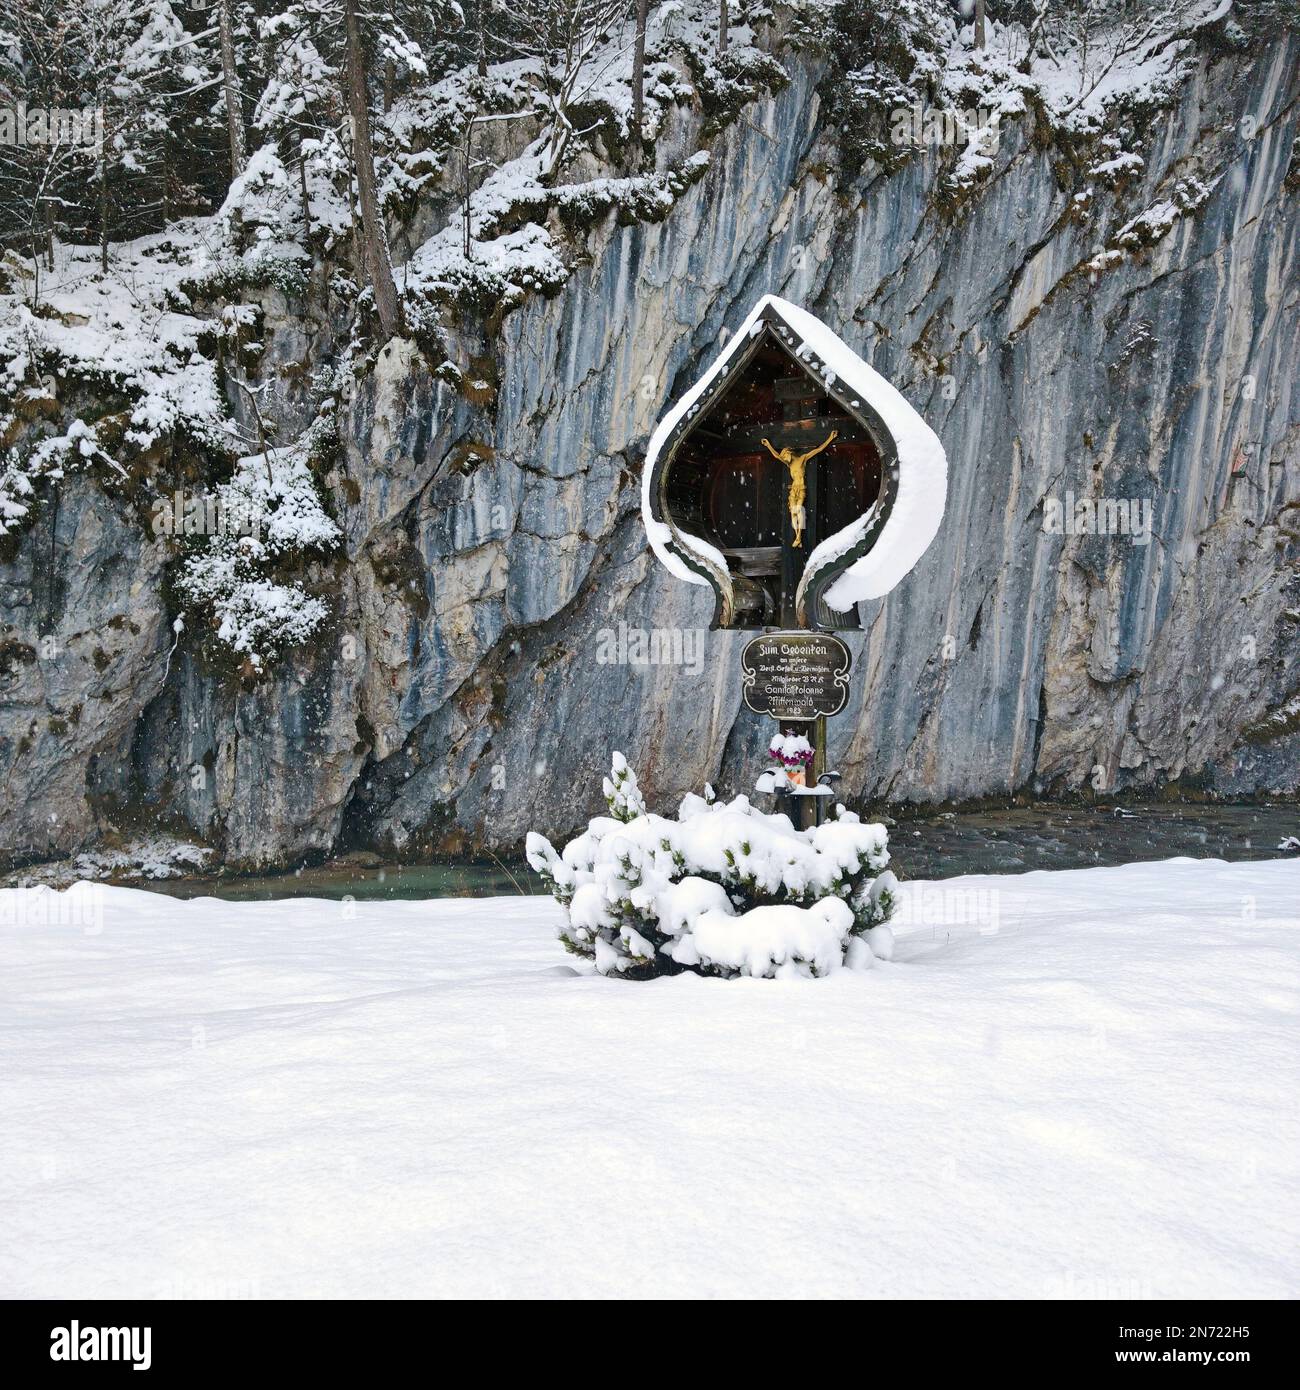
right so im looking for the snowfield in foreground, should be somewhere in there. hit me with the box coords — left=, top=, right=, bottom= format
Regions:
left=1, top=858, right=1297, bottom=1300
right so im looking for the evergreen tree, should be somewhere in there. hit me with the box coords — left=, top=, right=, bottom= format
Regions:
left=490, top=0, right=634, bottom=180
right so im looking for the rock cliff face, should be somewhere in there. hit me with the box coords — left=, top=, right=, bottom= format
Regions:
left=2, top=37, right=1297, bottom=868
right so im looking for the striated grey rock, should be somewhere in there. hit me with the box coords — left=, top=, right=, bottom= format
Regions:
left=1, top=38, right=1296, bottom=869
left=0, top=477, right=170, bottom=861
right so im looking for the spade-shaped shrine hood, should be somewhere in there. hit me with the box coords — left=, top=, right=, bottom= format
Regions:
left=640, top=294, right=947, bottom=630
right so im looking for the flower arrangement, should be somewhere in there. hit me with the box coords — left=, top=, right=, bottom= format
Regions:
left=769, top=732, right=814, bottom=787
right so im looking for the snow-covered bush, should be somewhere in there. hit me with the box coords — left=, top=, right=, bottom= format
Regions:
left=526, top=754, right=899, bottom=980
left=603, top=752, right=647, bottom=822
left=174, top=431, right=340, bottom=672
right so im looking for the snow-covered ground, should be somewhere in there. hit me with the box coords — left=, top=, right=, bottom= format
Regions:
left=1, top=857, right=1297, bottom=1299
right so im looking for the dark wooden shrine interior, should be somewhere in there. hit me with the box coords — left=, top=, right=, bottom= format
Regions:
left=663, top=339, right=881, bottom=624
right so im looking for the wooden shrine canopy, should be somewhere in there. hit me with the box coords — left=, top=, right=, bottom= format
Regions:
left=640, top=295, right=948, bottom=630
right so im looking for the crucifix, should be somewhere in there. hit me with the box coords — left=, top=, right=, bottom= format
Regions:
left=693, top=372, right=864, bottom=627
left=760, top=430, right=838, bottom=549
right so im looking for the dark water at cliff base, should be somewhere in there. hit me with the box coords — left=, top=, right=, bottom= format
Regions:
left=121, top=802, right=1299, bottom=901
left=886, top=802, right=1298, bottom=881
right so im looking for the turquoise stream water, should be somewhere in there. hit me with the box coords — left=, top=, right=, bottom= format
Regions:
left=125, top=802, right=1298, bottom=901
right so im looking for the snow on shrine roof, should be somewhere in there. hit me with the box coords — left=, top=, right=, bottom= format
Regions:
left=641, top=294, right=947, bottom=616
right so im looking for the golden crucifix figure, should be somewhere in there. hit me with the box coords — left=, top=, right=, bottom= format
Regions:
left=760, top=429, right=838, bottom=548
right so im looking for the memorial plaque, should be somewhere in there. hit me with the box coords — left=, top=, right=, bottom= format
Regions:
left=741, top=631, right=852, bottom=721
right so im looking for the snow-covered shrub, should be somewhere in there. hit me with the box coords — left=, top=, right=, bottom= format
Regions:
left=603, top=752, right=647, bottom=822
left=692, top=46, right=790, bottom=134
left=174, top=430, right=340, bottom=672
left=811, top=0, right=956, bottom=174
left=527, top=754, right=899, bottom=980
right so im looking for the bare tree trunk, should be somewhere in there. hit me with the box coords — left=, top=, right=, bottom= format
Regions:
left=477, top=0, right=488, bottom=78
left=462, top=117, right=474, bottom=262
left=384, top=58, right=395, bottom=113
left=975, top=0, right=986, bottom=51
left=343, top=0, right=401, bottom=338
left=218, top=0, right=247, bottom=179
left=718, top=0, right=729, bottom=56
left=299, top=141, right=312, bottom=242
left=99, top=143, right=109, bottom=274
left=630, top=0, right=649, bottom=170
left=30, top=228, right=43, bottom=310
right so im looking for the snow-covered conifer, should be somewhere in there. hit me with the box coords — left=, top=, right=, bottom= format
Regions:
left=602, top=751, right=647, bottom=822
left=528, top=753, right=899, bottom=979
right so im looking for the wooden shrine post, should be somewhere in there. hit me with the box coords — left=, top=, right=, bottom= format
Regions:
left=741, top=633, right=852, bottom=829
left=641, top=294, right=949, bottom=828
